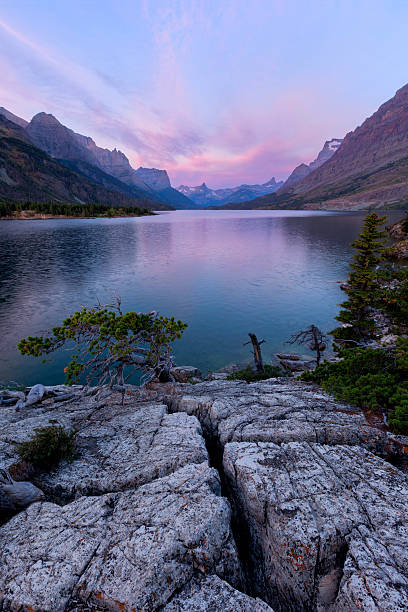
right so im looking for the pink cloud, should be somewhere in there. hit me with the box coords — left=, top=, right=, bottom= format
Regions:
left=0, top=10, right=360, bottom=189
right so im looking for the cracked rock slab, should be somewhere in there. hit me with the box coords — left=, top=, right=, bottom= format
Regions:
left=163, top=575, right=274, bottom=611
left=0, top=463, right=242, bottom=611
left=0, top=400, right=208, bottom=500
left=223, top=441, right=408, bottom=612
left=167, top=379, right=406, bottom=460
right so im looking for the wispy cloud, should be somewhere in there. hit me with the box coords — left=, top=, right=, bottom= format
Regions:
left=0, top=1, right=399, bottom=188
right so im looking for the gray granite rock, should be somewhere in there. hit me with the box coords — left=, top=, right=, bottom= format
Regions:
left=45, top=405, right=207, bottom=501
left=171, top=366, right=202, bottom=383
left=0, top=469, right=44, bottom=514
left=1, top=378, right=408, bottom=612
left=163, top=575, right=274, bottom=611
left=0, top=463, right=242, bottom=612
left=0, top=399, right=207, bottom=501
left=167, top=379, right=406, bottom=461
left=25, top=383, right=45, bottom=406
left=223, top=441, right=408, bottom=611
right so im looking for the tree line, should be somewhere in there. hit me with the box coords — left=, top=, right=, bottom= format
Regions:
left=0, top=201, right=152, bottom=218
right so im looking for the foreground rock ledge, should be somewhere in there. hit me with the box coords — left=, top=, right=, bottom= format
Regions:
left=0, top=399, right=208, bottom=501
left=224, top=441, right=408, bottom=611
left=0, top=463, right=246, bottom=611
left=167, top=378, right=408, bottom=611
left=1, top=377, right=408, bottom=611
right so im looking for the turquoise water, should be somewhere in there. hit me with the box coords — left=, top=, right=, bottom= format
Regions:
left=0, top=210, right=400, bottom=385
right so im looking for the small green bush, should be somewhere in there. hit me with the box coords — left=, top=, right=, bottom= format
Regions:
left=301, top=344, right=408, bottom=433
left=227, top=364, right=289, bottom=383
left=17, top=425, right=77, bottom=470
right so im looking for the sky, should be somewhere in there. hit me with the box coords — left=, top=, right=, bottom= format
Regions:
left=0, top=1, right=408, bottom=189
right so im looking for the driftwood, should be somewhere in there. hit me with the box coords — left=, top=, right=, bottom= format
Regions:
left=244, top=333, right=266, bottom=372
left=0, top=469, right=44, bottom=512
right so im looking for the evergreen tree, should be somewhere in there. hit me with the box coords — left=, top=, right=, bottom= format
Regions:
left=331, top=212, right=386, bottom=343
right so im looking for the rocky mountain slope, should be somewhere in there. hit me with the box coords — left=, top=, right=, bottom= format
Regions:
left=25, top=112, right=195, bottom=209
left=177, top=177, right=283, bottom=207
left=231, top=83, right=408, bottom=211
left=0, top=107, right=195, bottom=209
left=0, top=106, right=28, bottom=128
left=281, top=138, right=343, bottom=190
left=1, top=374, right=407, bottom=610
left=0, top=114, right=165, bottom=209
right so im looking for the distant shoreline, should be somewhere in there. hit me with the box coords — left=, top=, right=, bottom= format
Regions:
left=0, top=210, right=155, bottom=221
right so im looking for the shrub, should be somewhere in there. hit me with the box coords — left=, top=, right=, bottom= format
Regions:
left=301, top=344, right=408, bottom=433
left=17, top=425, right=76, bottom=470
left=227, top=364, right=288, bottom=383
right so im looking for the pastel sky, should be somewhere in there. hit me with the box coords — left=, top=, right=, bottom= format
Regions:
left=0, top=1, right=407, bottom=188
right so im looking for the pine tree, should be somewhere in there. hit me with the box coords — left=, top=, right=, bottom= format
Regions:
left=331, top=212, right=386, bottom=343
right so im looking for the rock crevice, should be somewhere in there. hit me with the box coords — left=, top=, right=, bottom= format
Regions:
left=167, top=378, right=408, bottom=611
left=0, top=389, right=274, bottom=611
left=1, top=378, right=408, bottom=610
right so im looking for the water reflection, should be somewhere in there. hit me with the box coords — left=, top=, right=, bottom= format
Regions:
left=0, top=210, right=402, bottom=385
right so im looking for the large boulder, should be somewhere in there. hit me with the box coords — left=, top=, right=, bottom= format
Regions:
left=223, top=441, right=408, bottom=611
left=0, top=463, right=243, bottom=611
left=39, top=404, right=208, bottom=501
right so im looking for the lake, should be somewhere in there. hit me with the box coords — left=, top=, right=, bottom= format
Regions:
left=0, top=210, right=400, bottom=386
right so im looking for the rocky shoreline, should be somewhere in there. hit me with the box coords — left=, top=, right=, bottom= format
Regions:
left=1, top=372, right=408, bottom=611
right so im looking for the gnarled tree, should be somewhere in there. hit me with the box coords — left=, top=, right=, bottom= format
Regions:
left=18, top=299, right=187, bottom=393
left=287, top=325, right=327, bottom=365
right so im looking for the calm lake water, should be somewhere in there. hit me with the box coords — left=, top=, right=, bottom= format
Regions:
left=0, top=210, right=401, bottom=386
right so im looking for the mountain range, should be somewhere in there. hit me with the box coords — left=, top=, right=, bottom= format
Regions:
left=177, top=177, right=283, bottom=207
left=2, top=82, right=408, bottom=212
left=221, top=84, right=408, bottom=211
left=178, top=139, right=343, bottom=208
left=0, top=108, right=195, bottom=210
left=0, top=113, right=168, bottom=210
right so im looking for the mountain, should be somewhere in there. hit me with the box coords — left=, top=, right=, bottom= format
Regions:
left=280, top=138, right=343, bottom=190
left=177, top=177, right=283, bottom=207
left=308, top=138, right=343, bottom=170
left=134, top=167, right=198, bottom=208
left=0, top=114, right=166, bottom=209
left=281, top=163, right=311, bottom=189
left=25, top=112, right=195, bottom=209
left=57, top=158, right=166, bottom=204
left=229, top=83, right=408, bottom=211
left=0, top=107, right=28, bottom=128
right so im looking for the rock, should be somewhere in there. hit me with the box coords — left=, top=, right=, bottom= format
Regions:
left=171, top=366, right=202, bottom=383
left=380, top=333, right=399, bottom=346
left=40, top=405, right=208, bottom=501
left=0, top=463, right=242, bottom=611
left=25, top=383, right=45, bottom=406
left=0, top=469, right=44, bottom=514
left=223, top=441, right=408, bottom=611
left=276, top=353, right=301, bottom=361
left=206, top=372, right=229, bottom=380
left=0, top=399, right=208, bottom=502
left=167, top=379, right=400, bottom=460
left=279, top=359, right=315, bottom=372
left=163, top=575, right=274, bottom=611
